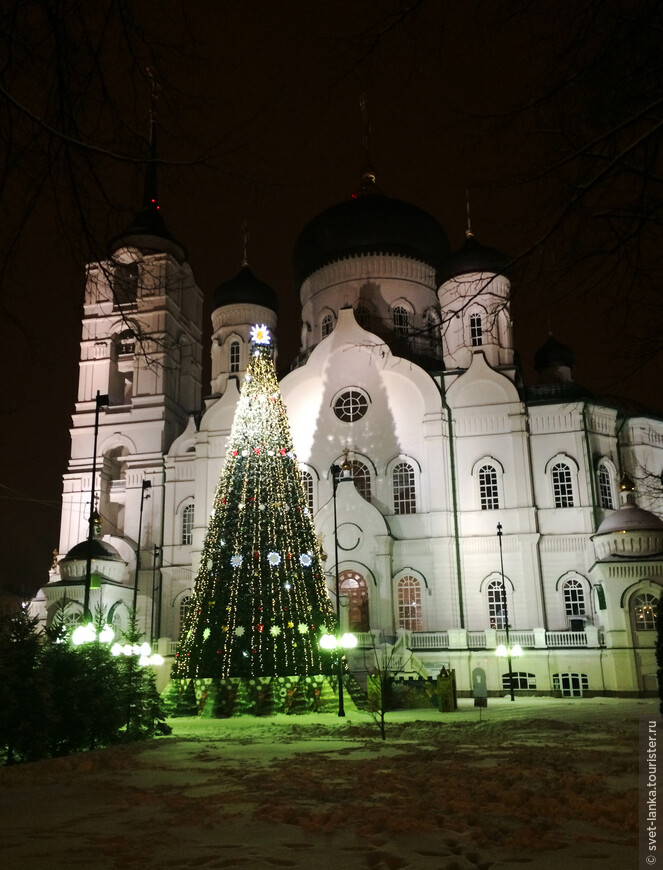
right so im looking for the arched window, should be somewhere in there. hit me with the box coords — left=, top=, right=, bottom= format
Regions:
left=181, top=503, right=194, bottom=546
left=552, top=673, right=588, bottom=697
left=563, top=578, right=585, bottom=616
left=321, top=313, right=334, bottom=337
left=426, top=312, right=438, bottom=351
left=552, top=463, right=574, bottom=508
left=179, top=595, right=191, bottom=635
left=229, top=341, right=240, bottom=373
left=469, top=313, right=483, bottom=347
left=597, top=463, right=615, bottom=509
left=355, top=305, right=370, bottom=329
left=397, top=576, right=423, bottom=631
left=393, top=462, right=416, bottom=514
left=339, top=570, right=369, bottom=632
left=632, top=592, right=658, bottom=631
left=113, top=261, right=139, bottom=308
left=487, top=579, right=507, bottom=629
left=393, top=306, right=411, bottom=337
left=478, top=465, right=500, bottom=510
left=300, top=469, right=314, bottom=512
left=348, top=460, right=372, bottom=502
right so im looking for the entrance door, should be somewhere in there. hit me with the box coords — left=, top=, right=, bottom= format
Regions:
left=339, top=570, right=369, bottom=632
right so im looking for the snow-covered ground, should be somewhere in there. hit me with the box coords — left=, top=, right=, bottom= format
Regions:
left=0, top=696, right=650, bottom=869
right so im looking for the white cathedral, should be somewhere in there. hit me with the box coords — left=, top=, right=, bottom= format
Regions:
left=34, top=163, right=663, bottom=699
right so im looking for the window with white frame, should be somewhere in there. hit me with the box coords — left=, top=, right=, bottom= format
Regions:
left=552, top=462, right=574, bottom=508
left=632, top=592, right=658, bottom=631
left=229, top=341, right=240, bottom=373
left=397, top=575, right=423, bottom=631
left=469, top=313, right=483, bottom=347
left=478, top=464, right=500, bottom=510
left=597, top=463, right=615, bottom=509
left=563, top=578, right=586, bottom=616
left=487, top=579, right=508, bottom=629
left=348, top=460, right=372, bottom=502
left=321, top=313, right=334, bottom=337
left=333, top=389, right=369, bottom=422
left=300, top=469, right=314, bottom=512
left=552, top=673, right=588, bottom=697
left=393, top=305, right=411, bottom=338
left=393, top=462, right=416, bottom=514
left=502, top=672, right=536, bottom=690
left=181, top=503, right=194, bottom=546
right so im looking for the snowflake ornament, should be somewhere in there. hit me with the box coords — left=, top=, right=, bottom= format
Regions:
left=270, top=625, right=282, bottom=637
left=230, top=554, right=243, bottom=567
left=299, top=553, right=312, bottom=567
left=250, top=324, right=271, bottom=345
left=267, top=551, right=282, bottom=566
left=203, top=627, right=211, bottom=640
left=297, top=623, right=309, bottom=634
left=234, top=626, right=245, bottom=637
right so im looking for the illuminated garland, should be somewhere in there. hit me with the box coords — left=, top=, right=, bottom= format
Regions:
left=174, top=327, right=335, bottom=679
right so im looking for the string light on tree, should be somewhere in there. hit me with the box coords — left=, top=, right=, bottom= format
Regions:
left=174, top=324, right=335, bottom=680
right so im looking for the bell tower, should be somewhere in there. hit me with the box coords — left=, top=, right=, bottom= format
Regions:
left=50, top=104, right=203, bottom=633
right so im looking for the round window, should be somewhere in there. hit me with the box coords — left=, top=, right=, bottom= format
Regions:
left=333, top=389, right=369, bottom=422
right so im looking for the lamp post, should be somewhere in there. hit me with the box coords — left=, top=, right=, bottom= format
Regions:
left=132, top=479, right=152, bottom=617
left=83, top=391, right=109, bottom=619
left=330, top=461, right=353, bottom=716
left=496, top=522, right=521, bottom=701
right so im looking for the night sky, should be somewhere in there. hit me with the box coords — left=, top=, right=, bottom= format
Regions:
left=2, top=1, right=661, bottom=597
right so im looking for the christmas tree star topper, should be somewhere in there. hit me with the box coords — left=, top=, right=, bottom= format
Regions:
left=250, top=323, right=271, bottom=345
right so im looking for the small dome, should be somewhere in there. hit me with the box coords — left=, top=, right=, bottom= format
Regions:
left=212, top=265, right=278, bottom=313
left=62, top=539, right=125, bottom=563
left=592, top=489, right=663, bottom=560
left=436, top=233, right=508, bottom=285
left=534, top=335, right=576, bottom=373
left=293, top=185, right=449, bottom=288
left=109, top=201, right=186, bottom=263
left=595, top=503, right=663, bottom=536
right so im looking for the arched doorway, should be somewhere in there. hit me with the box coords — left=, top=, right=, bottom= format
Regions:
left=339, top=570, right=369, bottom=632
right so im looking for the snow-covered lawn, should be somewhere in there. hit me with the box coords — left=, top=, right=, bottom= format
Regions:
left=0, top=696, right=650, bottom=869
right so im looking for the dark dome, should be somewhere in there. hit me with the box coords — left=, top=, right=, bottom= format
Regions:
left=213, top=265, right=278, bottom=313
left=62, top=539, right=125, bottom=563
left=293, top=190, right=449, bottom=288
left=534, top=335, right=576, bottom=372
left=436, top=234, right=509, bottom=284
left=109, top=201, right=186, bottom=263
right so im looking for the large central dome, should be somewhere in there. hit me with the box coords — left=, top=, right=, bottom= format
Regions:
left=293, top=177, right=449, bottom=288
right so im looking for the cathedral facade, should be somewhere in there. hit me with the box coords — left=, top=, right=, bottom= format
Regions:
left=36, top=170, right=663, bottom=698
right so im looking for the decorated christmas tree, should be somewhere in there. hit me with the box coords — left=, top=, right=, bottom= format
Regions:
left=174, top=324, right=335, bottom=682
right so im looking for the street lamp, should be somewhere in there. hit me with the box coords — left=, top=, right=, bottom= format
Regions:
left=496, top=522, right=520, bottom=701
left=84, top=391, right=109, bottom=619
left=330, top=460, right=354, bottom=716
left=132, top=479, right=152, bottom=616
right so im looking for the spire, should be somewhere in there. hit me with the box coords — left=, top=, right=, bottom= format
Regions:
left=142, top=67, right=160, bottom=214
left=465, top=190, right=473, bottom=238
left=242, top=220, right=249, bottom=268
left=108, top=69, right=185, bottom=262
left=353, top=91, right=382, bottom=198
